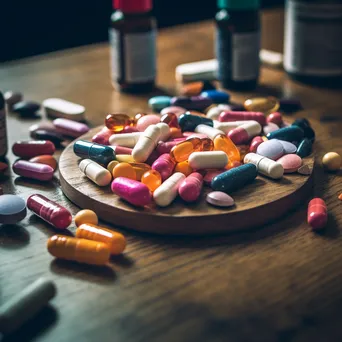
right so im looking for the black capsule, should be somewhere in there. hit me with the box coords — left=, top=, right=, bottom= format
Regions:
left=292, top=118, right=315, bottom=142
left=12, top=101, right=40, bottom=117
left=267, top=126, right=304, bottom=143
left=178, top=114, right=213, bottom=132
left=31, top=130, right=65, bottom=147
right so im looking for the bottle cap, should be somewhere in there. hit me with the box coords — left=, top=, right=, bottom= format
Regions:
left=114, top=0, right=152, bottom=13
left=218, top=0, right=259, bottom=10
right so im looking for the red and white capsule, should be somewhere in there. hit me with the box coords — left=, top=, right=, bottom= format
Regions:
left=219, top=111, right=266, bottom=126
left=307, top=198, right=327, bottom=230
left=178, top=172, right=203, bottom=202
left=249, top=136, right=264, bottom=153
left=228, top=121, right=262, bottom=144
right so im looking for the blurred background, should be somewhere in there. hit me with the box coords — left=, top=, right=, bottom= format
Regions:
left=0, top=0, right=284, bottom=62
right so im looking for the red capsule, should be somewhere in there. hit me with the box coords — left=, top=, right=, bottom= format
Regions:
left=267, top=112, right=283, bottom=126
left=178, top=172, right=203, bottom=202
left=307, top=198, right=327, bottom=230
left=92, top=127, right=113, bottom=145
left=151, top=153, right=176, bottom=181
left=122, top=125, right=139, bottom=133
left=12, top=140, right=55, bottom=158
left=219, top=111, right=266, bottom=126
left=249, top=136, right=264, bottom=153
left=13, top=160, right=54, bottom=181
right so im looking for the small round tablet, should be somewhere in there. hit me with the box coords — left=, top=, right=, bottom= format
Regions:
left=277, top=140, right=297, bottom=154
left=0, top=195, right=27, bottom=224
left=74, top=209, right=98, bottom=227
left=277, top=154, right=303, bottom=173
left=206, top=191, right=235, bottom=207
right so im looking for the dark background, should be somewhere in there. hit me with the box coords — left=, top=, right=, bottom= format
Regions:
left=0, top=0, right=283, bottom=62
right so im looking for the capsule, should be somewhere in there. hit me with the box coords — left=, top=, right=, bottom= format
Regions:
left=170, top=137, right=202, bottom=163
left=244, top=96, right=280, bottom=114
left=73, top=140, right=116, bottom=166
left=29, top=155, right=58, bottom=171
left=12, top=140, right=55, bottom=158
left=169, top=127, right=183, bottom=138
left=206, top=104, right=232, bottom=120
left=249, top=136, right=264, bottom=153
left=267, top=112, right=283, bottom=126
left=107, top=160, right=120, bottom=174
left=30, top=130, right=65, bottom=147
left=200, top=90, right=229, bottom=104
left=53, top=118, right=89, bottom=138
left=109, top=132, right=142, bottom=148
left=116, top=154, right=135, bottom=163
left=156, top=122, right=171, bottom=141
left=171, top=96, right=213, bottom=111
left=292, top=118, right=315, bottom=142
left=174, top=161, right=193, bottom=176
left=219, top=111, right=266, bottom=126
left=132, top=125, right=161, bottom=163
left=228, top=121, right=262, bottom=145
left=161, top=112, right=180, bottom=128
left=92, top=127, right=113, bottom=145
left=129, top=163, right=151, bottom=180
left=122, top=125, right=139, bottom=133
left=112, top=162, right=136, bottom=180
left=213, top=134, right=240, bottom=165
left=156, top=140, right=180, bottom=155
left=266, top=126, right=304, bottom=143
left=200, top=138, right=214, bottom=151
left=244, top=153, right=284, bottom=179
left=211, top=164, right=258, bottom=193
left=13, top=160, right=54, bottom=181
left=213, top=120, right=251, bottom=134
left=76, top=223, right=126, bottom=255
left=79, top=159, right=112, bottom=186
left=296, top=138, right=312, bottom=158
left=27, top=194, right=72, bottom=229
left=194, top=124, right=224, bottom=140
left=151, top=153, right=176, bottom=181
left=141, top=169, right=162, bottom=192
left=160, top=106, right=186, bottom=117
left=111, top=177, right=152, bottom=206
left=111, top=145, right=133, bottom=155
left=189, top=151, right=228, bottom=170
left=307, top=198, right=327, bottom=230
left=178, top=172, right=203, bottom=202
left=105, top=113, right=133, bottom=133
left=153, top=172, right=186, bottom=207
left=47, top=235, right=110, bottom=265
left=178, top=113, right=213, bottom=132
left=148, top=96, right=172, bottom=112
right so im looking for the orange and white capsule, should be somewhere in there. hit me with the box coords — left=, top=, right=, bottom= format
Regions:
left=178, top=172, right=203, bottom=202
left=76, top=224, right=126, bottom=255
left=47, top=235, right=110, bottom=265
left=307, top=198, right=328, bottom=231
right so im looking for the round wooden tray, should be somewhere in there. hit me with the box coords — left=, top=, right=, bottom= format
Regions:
left=59, top=126, right=314, bottom=235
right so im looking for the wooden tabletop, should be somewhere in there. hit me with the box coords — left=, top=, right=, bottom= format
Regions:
left=1, top=8, right=342, bottom=342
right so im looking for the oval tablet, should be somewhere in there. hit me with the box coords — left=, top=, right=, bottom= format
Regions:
left=276, top=154, right=303, bottom=173
left=43, top=98, right=85, bottom=121
left=0, top=194, right=27, bottom=224
left=13, top=160, right=54, bottom=181
left=277, top=140, right=297, bottom=154
left=206, top=191, right=234, bottom=207
left=256, top=140, right=285, bottom=161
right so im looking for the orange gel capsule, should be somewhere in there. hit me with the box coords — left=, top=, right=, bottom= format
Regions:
left=170, top=127, right=183, bottom=139
left=170, top=137, right=202, bottom=163
left=237, top=145, right=250, bottom=161
left=47, top=235, right=110, bottom=265
left=29, top=155, right=58, bottom=171
left=76, top=224, right=126, bottom=255
left=200, top=138, right=214, bottom=151
left=174, top=161, right=193, bottom=176
left=141, top=169, right=162, bottom=192
left=213, top=134, right=240, bottom=166
left=113, top=162, right=136, bottom=180
left=130, top=162, right=151, bottom=180
left=105, top=114, right=133, bottom=133
left=161, top=113, right=180, bottom=128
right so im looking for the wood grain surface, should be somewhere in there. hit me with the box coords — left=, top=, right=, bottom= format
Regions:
left=1, top=9, right=342, bottom=342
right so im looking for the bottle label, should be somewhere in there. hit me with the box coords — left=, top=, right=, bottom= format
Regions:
left=0, top=109, right=7, bottom=157
left=284, top=1, right=342, bottom=76
left=109, top=28, right=156, bottom=83
left=216, top=30, right=260, bottom=82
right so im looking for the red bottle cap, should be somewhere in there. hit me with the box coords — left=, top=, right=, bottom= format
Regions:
left=114, top=0, right=152, bottom=13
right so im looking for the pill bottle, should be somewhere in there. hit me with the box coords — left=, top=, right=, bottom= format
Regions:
left=109, top=0, right=157, bottom=93
left=215, top=0, right=261, bottom=91
left=284, top=0, right=342, bottom=87
left=0, top=91, right=8, bottom=158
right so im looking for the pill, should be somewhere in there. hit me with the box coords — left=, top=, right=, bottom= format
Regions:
left=292, top=119, right=315, bottom=142
left=189, top=151, right=228, bottom=170
left=203, top=170, right=226, bottom=185
left=153, top=172, right=186, bottom=207
left=201, top=138, right=214, bottom=151
left=12, top=101, right=41, bottom=117
left=107, top=160, right=120, bottom=174
left=74, top=140, right=116, bottom=166
left=213, top=120, right=248, bottom=134
left=156, top=122, right=171, bottom=141
left=116, top=154, right=135, bottom=163
left=141, top=170, right=162, bottom=192
left=228, top=121, right=262, bottom=144
left=219, top=111, right=266, bottom=126
left=194, top=124, right=224, bottom=140
left=105, top=113, right=133, bottom=133
left=206, top=104, right=232, bottom=120
left=213, top=134, right=240, bottom=164
left=297, top=164, right=311, bottom=175
left=76, top=223, right=126, bottom=255
left=184, top=132, right=208, bottom=140
left=136, top=114, right=161, bottom=132
left=170, top=127, right=183, bottom=138
left=43, top=98, right=85, bottom=121
left=178, top=172, right=203, bottom=202
left=110, top=145, right=133, bottom=155
left=307, top=198, right=327, bottom=230
left=4, top=91, right=23, bottom=108
left=145, top=150, right=160, bottom=165
left=74, top=209, right=98, bottom=227
left=181, top=82, right=205, bottom=96
left=279, top=98, right=302, bottom=112
left=132, top=125, right=161, bottom=162
left=160, top=106, right=186, bottom=117
left=130, top=162, right=152, bottom=180
left=263, top=123, right=279, bottom=135
left=277, top=154, right=303, bottom=173
left=211, top=164, right=257, bottom=193
left=206, top=191, right=235, bottom=207
left=152, top=153, right=176, bottom=181
left=277, top=140, right=297, bottom=154
left=92, top=127, right=113, bottom=145
left=174, top=161, right=193, bottom=176
left=171, top=96, right=213, bottom=111
left=13, top=160, right=54, bottom=181
left=178, top=113, right=213, bottom=132
left=244, top=153, right=284, bottom=179
left=227, top=160, right=243, bottom=169
left=267, top=112, right=283, bottom=126
left=0, top=161, right=8, bottom=173
left=31, top=129, right=65, bottom=147
left=109, top=132, right=142, bottom=148
left=29, top=155, right=58, bottom=171
left=79, top=159, right=112, bottom=186
left=148, top=96, right=172, bottom=112
left=111, top=177, right=152, bottom=206
left=53, top=118, right=90, bottom=138
left=0, top=278, right=56, bottom=336
left=29, top=122, right=59, bottom=136
left=244, top=96, right=280, bottom=114
left=249, top=136, right=264, bottom=153
left=161, top=112, right=180, bottom=128
left=322, top=152, right=341, bottom=171
left=122, top=125, right=139, bottom=133
left=267, top=126, right=304, bottom=143
left=0, top=195, right=26, bottom=224
left=200, top=90, right=230, bottom=104
left=112, top=162, right=136, bottom=180
left=47, top=235, right=110, bottom=265
left=157, top=140, right=179, bottom=155
left=338, top=193, right=342, bottom=201
left=12, top=140, right=55, bottom=158
left=257, top=140, right=285, bottom=160
left=170, top=137, right=202, bottom=163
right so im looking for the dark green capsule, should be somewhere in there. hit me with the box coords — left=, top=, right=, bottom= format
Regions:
left=296, top=138, right=312, bottom=158
left=178, top=114, right=213, bottom=132
left=211, top=164, right=257, bottom=193
left=267, top=126, right=304, bottom=143
left=73, top=140, right=116, bottom=166
left=292, top=119, right=315, bottom=142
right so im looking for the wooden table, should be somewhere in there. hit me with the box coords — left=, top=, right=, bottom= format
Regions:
left=1, top=9, right=342, bottom=342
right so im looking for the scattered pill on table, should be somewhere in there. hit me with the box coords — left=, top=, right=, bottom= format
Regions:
left=206, top=191, right=235, bottom=207
left=219, top=111, right=266, bottom=126
left=277, top=154, right=303, bottom=173
left=206, top=104, right=232, bottom=120
left=277, top=140, right=297, bottom=154
left=30, top=129, right=65, bottom=147
left=263, top=122, right=279, bottom=135
left=53, top=118, right=89, bottom=138
left=4, top=91, right=23, bottom=108
left=257, top=140, right=285, bottom=161
left=160, top=106, right=186, bottom=117
left=296, top=138, right=312, bottom=158
left=178, top=172, right=203, bottom=202
left=43, top=98, right=85, bottom=121
left=178, top=113, right=213, bottom=131
left=141, top=169, right=162, bottom=192
left=307, top=198, right=327, bottom=231
left=113, top=162, right=136, bottom=180
left=200, top=90, right=229, bottom=104
left=136, top=114, right=161, bottom=132
left=228, top=121, right=262, bottom=144
left=171, top=96, right=213, bottom=111
left=148, top=96, right=172, bottom=112
left=12, top=140, right=55, bottom=158
left=267, top=112, right=283, bottom=126
left=79, top=159, right=112, bottom=186
left=244, top=96, right=280, bottom=114
left=12, top=101, right=41, bottom=117
left=297, top=164, right=312, bottom=175
left=13, top=160, right=55, bottom=181
left=74, top=209, right=99, bottom=227
left=244, top=153, right=284, bottom=179
left=322, top=152, right=342, bottom=172
left=267, top=126, right=304, bottom=142
left=0, top=194, right=27, bottom=224
left=29, top=155, right=58, bottom=171
left=189, top=151, right=228, bottom=170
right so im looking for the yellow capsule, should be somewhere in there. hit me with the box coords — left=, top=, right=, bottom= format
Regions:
left=141, top=170, right=162, bottom=192
left=105, top=113, right=133, bottom=133
left=213, top=134, right=240, bottom=166
left=47, top=235, right=110, bottom=265
left=107, top=160, right=120, bottom=174
left=116, top=154, right=135, bottom=163
left=170, top=137, right=202, bottom=163
left=129, top=162, right=151, bottom=180
left=74, top=209, right=98, bottom=227
left=112, top=162, right=136, bottom=180
left=174, top=161, right=193, bottom=176
left=244, top=96, right=280, bottom=115
left=76, top=224, right=126, bottom=255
